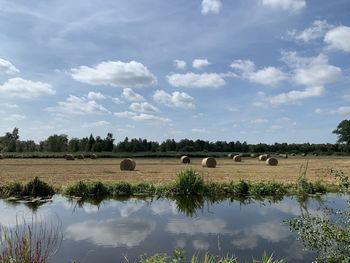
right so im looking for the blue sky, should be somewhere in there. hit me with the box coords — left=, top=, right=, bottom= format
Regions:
left=0, top=0, right=349, bottom=144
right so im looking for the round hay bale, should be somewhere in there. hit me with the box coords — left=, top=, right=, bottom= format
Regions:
left=65, top=154, right=75, bottom=160
left=279, top=154, right=288, bottom=159
left=228, top=153, right=234, bottom=158
left=266, top=157, right=278, bottom=166
left=250, top=153, right=258, bottom=158
left=91, top=154, right=97, bottom=159
left=120, top=158, right=136, bottom=171
left=313, top=153, right=318, bottom=157
left=258, top=155, right=268, bottom=161
left=76, top=154, right=84, bottom=160
left=0, top=153, right=3, bottom=159
left=290, top=153, right=296, bottom=156
left=181, top=155, right=190, bottom=164
left=201, top=157, right=216, bottom=168
left=233, top=155, right=242, bottom=162
left=301, top=153, right=307, bottom=157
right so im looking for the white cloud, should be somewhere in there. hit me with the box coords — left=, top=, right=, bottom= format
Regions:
left=315, top=106, right=350, bottom=115
left=324, top=26, right=350, bottom=53
left=114, top=111, right=171, bottom=126
left=288, top=20, right=333, bottom=42
left=153, top=90, right=195, bottom=109
left=226, top=107, right=240, bottom=112
left=82, top=121, right=111, bottom=128
left=3, top=103, right=18, bottom=108
left=267, top=86, right=325, bottom=105
left=129, top=102, right=159, bottom=113
left=121, top=88, right=145, bottom=102
left=201, top=0, right=222, bottom=15
left=47, top=95, right=110, bottom=115
left=0, top=58, right=20, bottom=75
left=70, top=60, right=157, bottom=88
left=192, top=59, right=210, bottom=69
left=231, top=60, right=287, bottom=87
left=174, top=60, right=187, bottom=70
left=87, top=91, right=106, bottom=100
left=281, top=52, right=342, bottom=87
left=4, top=114, right=26, bottom=121
left=261, top=0, right=306, bottom=12
left=0, top=78, right=55, bottom=99
left=112, top=97, right=124, bottom=104
left=251, top=118, right=269, bottom=124
left=167, top=72, right=225, bottom=88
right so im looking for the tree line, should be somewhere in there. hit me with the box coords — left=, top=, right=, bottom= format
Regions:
left=0, top=125, right=349, bottom=154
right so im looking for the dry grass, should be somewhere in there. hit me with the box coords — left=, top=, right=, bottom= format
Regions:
left=0, top=156, right=349, bottom=187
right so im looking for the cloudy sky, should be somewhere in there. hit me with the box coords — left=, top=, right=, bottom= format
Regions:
left=0, top=0, right=349, bottom=143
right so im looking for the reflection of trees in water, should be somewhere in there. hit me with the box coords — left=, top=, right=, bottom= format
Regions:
left=4, top=198, right=53, bottom=212
left=287, top=195, right=350, bottom=262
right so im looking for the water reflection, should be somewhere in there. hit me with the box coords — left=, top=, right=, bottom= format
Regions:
left=65, top=218, right=155, bottom=248
left=0, top=194, right=347, bottom=263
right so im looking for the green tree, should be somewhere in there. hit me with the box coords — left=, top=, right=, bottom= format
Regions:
left=333, top=120, right=350, bottom=144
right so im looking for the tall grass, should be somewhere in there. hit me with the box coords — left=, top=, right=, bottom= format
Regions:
left=0, top=218, right=61, bottom=263
left=175, top=168, right=205, bottom=195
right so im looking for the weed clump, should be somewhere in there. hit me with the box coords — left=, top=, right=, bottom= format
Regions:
left=175, top=167, right=205, bottom=195
left=64, top=181, right=109, bottom=198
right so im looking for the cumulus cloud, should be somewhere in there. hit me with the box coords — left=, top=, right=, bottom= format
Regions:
left=281, top=51, right=342, bottom=87
left=201, top=0, right=222, bottom=15
left=192, top=59, right=210, bottom=69
left=0, top=58, right=20, bottom=75
left=166, top=218, right=229, bottom=235
left=288, top=20, right=333, bottom=42
left=324, top=26, right=350, bottom=53
left=114, top=111, right=171, bottom=126
left=70, top=61, right=157, bottom=88
left=267, top=86, right=325, bottom=105
left=167, top=72, right=225, bottom=88
left=0, top=78, right=55, bottom=99
left=261, top=0, right=306, bottom=12
left=4, top=114, right=26, bottom=121
left=121, top=88, right=145, bottom=102
left=174, top=59, right=187, bottom=70
left=47, top=95, right=110, bottom=115
left=129, top=102, right=159, bottom=113
left=231, top=60, right=287, bottom=87
left=153, top=90, right=195, bottom=109
left=87, top=91, right=106, bottom=100
left=112, top=97, right=124, bottom=104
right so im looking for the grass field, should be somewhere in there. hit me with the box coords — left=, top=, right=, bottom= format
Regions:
left=0, top=156, right=349, bottom=187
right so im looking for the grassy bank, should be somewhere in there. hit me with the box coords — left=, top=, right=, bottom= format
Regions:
left=0, top=167, right=347, bottom=201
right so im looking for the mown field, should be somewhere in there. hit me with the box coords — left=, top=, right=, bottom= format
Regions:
left=1, top=156, right=349, bottom=187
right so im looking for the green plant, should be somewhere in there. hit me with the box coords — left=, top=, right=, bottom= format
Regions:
left=23, top=177, right=55, bottom=197
left=175, top=168, right=205, bottom=195
left=235, top=180, right=249, bottom=196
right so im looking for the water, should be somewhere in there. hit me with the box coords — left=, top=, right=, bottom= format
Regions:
left=0, top=194, right=348, bottom=262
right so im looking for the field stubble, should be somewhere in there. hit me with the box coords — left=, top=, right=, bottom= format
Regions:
left=0, top=156, right=349, bottom=187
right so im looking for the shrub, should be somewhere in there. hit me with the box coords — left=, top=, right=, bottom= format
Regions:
left=175, top=168, right=204, bottom=195
left=111, top=182, right=132, bottom=195
left=235, top=180, right=249, bottom=196
left=23, top=177, right=55, bottom=197
left=250, top=182, right=286, bottom=197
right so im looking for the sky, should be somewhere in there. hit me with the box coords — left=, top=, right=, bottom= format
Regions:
left=0, top=0, right=350, bottom=144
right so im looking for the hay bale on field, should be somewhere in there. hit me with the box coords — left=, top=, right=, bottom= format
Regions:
left=201, top=157, right=216, bottom=168
left=0, top=153, right=3, bottom=159
left=250, top=153, right=258, bottom=158
left=233, top=155, right=242, bottom=162
left=65, top=154, right=75, bottom=160
left=91, top=154, right=97, bottom=159
left=313, top=153, right=318, bottom=156
left=258, top=155, right=268, bottom=161
left=279, top=154, right=288, bottom=159
left=301, top=153, right=307, bottom=157
left=291, top=153, right=296, bottom=156
left=228, top=153, right=234, bottom=158
left=120, top=158, right=136, bottom=171
left=76, top=154, right=84, bottom=160
left=266, top=157, right=278, bottom=166
left=181, top=155, right=190, bottom=164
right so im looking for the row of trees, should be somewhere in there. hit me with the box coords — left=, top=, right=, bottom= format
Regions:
left=0, top=121, right=349, bottom=153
